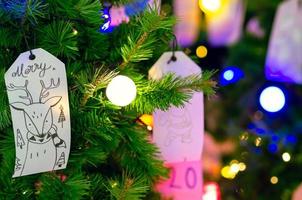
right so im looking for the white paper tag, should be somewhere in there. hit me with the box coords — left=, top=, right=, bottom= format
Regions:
left=265, top=0, right=302, bottom=84
left=5, top=48, right=70, bottom=177
left=206, top=0, right=244, bottom=46
left=149, top=51, right=204, bottom=163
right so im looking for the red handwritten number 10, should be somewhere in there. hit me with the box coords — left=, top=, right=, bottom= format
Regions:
left=170, top=167, right=197, bottom=189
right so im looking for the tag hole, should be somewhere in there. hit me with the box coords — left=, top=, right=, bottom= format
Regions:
left=29, top=54, right=36, bottom=60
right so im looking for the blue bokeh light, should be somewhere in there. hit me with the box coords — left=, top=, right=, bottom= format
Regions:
left=219, top=66, right=244, bottom=86
left=268, top=143, right=278, bottom=153
left=99, top=6, right=114, bottom=33
left=259, top=86, right=286, bottom=113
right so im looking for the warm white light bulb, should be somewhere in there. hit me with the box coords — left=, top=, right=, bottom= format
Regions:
left=106, top=75, right=137, bottom=106
left=282, top=152, right=291, bottom=162
left=259, top=86, right=285, bottom=112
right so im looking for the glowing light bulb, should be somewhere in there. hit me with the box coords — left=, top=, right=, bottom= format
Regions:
left=199, top=0, right=221, bottom=13
left=196, top=45, right=208, bottom=58
left=239, top=163, right=246, bottom=171
left=282, top=152, right=291, bottom=162
left=221, top=166, right=236, bottom=179
left=230, top=163, right=240, bottom=173
left=259, top=86, right=286, bottom=113
left=223, top=70, right=234, bottom=81
left=72, top=29, right=78, bottom=35
left=106, top=75, right=137, bottom=106
left=219, top=66, right=244, bottom=86
left=270, top=176, right=278, bottom=184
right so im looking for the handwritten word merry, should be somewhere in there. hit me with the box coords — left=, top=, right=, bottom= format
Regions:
left=12, top=63, right=52, bottom=78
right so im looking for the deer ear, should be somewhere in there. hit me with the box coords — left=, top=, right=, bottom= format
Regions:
left=10, top=102, right=29, bottom=110
left=44, top=96, right=62, bottom=107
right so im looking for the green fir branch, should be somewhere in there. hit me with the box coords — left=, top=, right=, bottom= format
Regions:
left=129, top=71, right=217, bottom=113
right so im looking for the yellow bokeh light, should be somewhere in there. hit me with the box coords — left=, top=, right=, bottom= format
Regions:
left=221, top=166, right=236, bottom=179
left=199, top=0, right=221, bottom=13
left=230, top=160, right=239, bottom=164
left=139, top=114, right=153, bottom=127
left=147, top=125, right=153, bottom=131
left=255, top=137, right=262, bottom=147
left=239, top=162, right=246, bottom=171
left=230, top=163, right=240, bottom=173
left=196, top=45, right=208, bottom=58
left=282, top=152, right=291, bottom=162
left=270, top=176, right=278, bottom=184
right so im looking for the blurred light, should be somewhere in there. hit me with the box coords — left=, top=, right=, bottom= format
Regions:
left=268, top=143, right=278, bottom=154
left=230, top=163, right=240, bottom=173
left=221, top=166, right=236, bottom=179
left=282, top=152, right=291, bottom=162
left=270, top=176, right=278, bottom=184
left=100, top=6, right=114, bottom=33
left=259, top=86, right=286, bottom=113
left=72, top=29, right=78, bottom=35
left=147, top=125, right=152, bottom=131
left=239, top=163, right=246, bottom=171
left=196, top=45, right=208, bottom=58
left=240, top=132, right=249, bottom=141
left=203, top=182, right=221, bottom=200
left=219, top=66, right=244, bottom=86
left=254, top=111, right=263, bottom=120
left=199, top=0, right=221, bottom=13
left=230, top=160, right=239, bottom=164
left=255, top=137, right=262, bottom=147
left=285, top=135, right=297, bottom=145
left=106, top=75, right=137, bottom=106
left=223, top=70, right=234, bottom=81
left=139, top=114, right=153, bottom=127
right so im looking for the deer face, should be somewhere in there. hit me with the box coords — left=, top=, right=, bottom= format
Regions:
left=11, top=97, right=61, bottom=137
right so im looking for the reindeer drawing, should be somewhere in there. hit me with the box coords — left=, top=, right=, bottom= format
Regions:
left=7, top=79, right=66, bottom=176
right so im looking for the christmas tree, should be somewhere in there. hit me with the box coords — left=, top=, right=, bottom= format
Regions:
left=0, top=0, right=215, bottom=199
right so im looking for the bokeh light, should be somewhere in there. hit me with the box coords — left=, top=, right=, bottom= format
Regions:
left=282, top=152, right=291, bottom=162
left=196, top=45, right=208, bottom=58
left=270, top=176, right=278, bottom=184
left=199, top=0, right=221, bottom=13
left=259, top=86, right=286, bottom=113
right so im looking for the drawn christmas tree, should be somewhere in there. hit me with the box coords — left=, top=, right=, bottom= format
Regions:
left=16, top=129, right=25, bottom=149
left=56, top=152, right=65, bottom=167
left=58, top=105, right=66, bottom=128
left=15, top=157, right=22, bottom=172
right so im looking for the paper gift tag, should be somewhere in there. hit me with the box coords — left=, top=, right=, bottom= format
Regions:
left=149, top=51, right=204, bottom=163
left=206, top=0, right=244, bottom=47
left=156, top=161, right=202, bottom=200
left=265, top=0, right=302, bottom=84
left=174, top=0, right=201, bottom=47
left=5, top=48, right=70, bottom=177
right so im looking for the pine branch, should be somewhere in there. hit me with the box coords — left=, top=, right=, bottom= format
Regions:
left=129, top=71, right=217, bottom=113
left=38, top=20, right=79, bottom=59
left=38, top=173, right=90, bottom=200
left=118, top=8, right=175, bottom=69
left=81, top=66, right=119, bottom=106
left=106, top=171, right=150, bottom=200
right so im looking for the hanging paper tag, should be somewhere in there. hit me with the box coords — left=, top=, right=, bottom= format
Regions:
left=174, top=0, right=201, bottom=47
left=156, top=161, right=202, bottom=200
left=149, top=51, right=203, bottom=199
left=149, top=51, right=204, bottom=162
left=5, top=48, right=70, bottom=177
left=265, top=0, right=302, bottom=84
left=206, top=0, right=244, bottom=46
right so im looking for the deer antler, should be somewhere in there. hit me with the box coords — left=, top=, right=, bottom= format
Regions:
left=7, top=80, right=33, bottom=104
left=39, top=78, right=60, bottom=102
